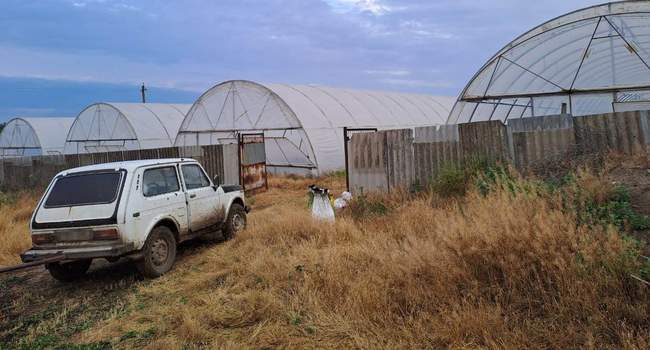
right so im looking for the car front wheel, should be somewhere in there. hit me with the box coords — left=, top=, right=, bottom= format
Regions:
left=137, top=226, right=177, bottom=278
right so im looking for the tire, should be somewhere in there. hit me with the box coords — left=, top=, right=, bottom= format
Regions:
left=223, top=203, right=247, bottom=240
left=136, top=226, right=177, bottom=278
left=46, top=259, right=92, bottom=282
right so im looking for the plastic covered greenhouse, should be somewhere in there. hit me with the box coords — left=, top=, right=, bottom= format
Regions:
left=449, top=1, right=650, bottom=124
left=65, top=103, right=190, bottom=154
left=175, top=80, right=454, bottom=174
left=0, top=117, right=74, bottom=157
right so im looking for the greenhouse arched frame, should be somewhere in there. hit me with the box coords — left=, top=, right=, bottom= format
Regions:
left=449, top=1, right=650, bottom=124
left=65, top=103, right=190, bottom=154
left=0, top=117, right=74, bottom=157
left=175, top=80, right=454, bottom=174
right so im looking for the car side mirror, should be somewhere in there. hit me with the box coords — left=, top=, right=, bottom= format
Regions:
left=213, top=174, right=221, bottom=186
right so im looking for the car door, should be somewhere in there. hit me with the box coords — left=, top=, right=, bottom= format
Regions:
left=133, top=165, right=188, bottom=242
left=180, top=163, right=222, bottom=232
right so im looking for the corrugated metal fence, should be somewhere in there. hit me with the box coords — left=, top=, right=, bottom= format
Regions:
left=348, top=110, right=650, bottom=193
left=0, top=144, right=240, bottom=191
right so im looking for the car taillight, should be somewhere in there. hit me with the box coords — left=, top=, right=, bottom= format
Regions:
left=93, top=228, right=119, bottom=241
left=32, top=234, right=54, bottom=245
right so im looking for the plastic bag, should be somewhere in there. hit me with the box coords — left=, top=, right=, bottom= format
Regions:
left=309, top=185, right=335, bottom=222
left=333, top=191, right=353, bottom=210
left=312, top=193, right=335, bottom=222
left=334, top=198, right=347, bottom=210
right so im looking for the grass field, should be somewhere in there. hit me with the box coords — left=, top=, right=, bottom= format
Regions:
left=0, top=193, right=37, bottom=267
left=1, top=163, right=649, bottom=349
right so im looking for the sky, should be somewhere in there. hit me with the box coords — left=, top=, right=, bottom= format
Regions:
left=0, top=0, right=604, bottom=122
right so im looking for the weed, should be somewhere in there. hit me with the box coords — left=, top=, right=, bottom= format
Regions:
left=325, top=170, right=346, bottom=179
left=5, top=171, right=650, bottom=349
left=430, top=164, right=466, bottom=197
left=119, top=331, right=138, bottom=342
left=345, top=191, right=389, bottom=220
left=17, top=335, right=58, bottom=350
left=55, top=342, right=111, bottom=350
left=288, top=313, right=302, bottom=326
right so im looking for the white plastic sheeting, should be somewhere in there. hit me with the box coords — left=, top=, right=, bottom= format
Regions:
left=450, top=1, right=650, bottom=123
left=0, top=117, right=74, bottom=157
left=175, top=80, right=454, bottom=173
left=65, top=103, right=190, bottom=154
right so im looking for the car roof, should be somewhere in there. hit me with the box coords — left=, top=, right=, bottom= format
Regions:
left=60, top=158, right=198, bottom=175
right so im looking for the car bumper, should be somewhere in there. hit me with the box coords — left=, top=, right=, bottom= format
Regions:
left=20, top=242, right=134, bottom=263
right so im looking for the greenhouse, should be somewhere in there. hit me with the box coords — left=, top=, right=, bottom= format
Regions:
left=175, top=80, right=454, bottom=174
left=65, top=103, right=190, bottom=154
left=449, top=1, right=650, bottom=124
left=0, top=117, right=74, bottom=157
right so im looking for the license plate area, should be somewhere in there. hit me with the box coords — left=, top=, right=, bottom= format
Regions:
left=54, top=229, right=94, bottom=242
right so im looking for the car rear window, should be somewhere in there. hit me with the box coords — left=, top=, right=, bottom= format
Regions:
left=44, top=172, right=122, bottom=207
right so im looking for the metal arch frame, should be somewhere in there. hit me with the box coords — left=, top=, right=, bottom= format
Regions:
left=176, top=81, right=321, bottom=171
left=469, top=15, right=650, bottom=119
left=65, top=102, right=142, bottom=153
left=0, top=117, right=43, bottom=156
left=139, top=104, right=175, bottom=145
left=180, top=80, right=306, bottom=132
left=450, top=1, right=650, bottom=124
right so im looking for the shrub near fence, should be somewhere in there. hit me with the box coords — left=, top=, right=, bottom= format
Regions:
left=348, top=110, right=650, bottom=193
left=0, top=144, right=239, bottom=192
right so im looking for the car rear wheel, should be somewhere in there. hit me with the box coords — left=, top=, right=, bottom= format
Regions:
left=46, top=259, right=92, bottom=282
left=223, top=203, right=247, bottom=240
left=137, top=226, right=177, bottom=278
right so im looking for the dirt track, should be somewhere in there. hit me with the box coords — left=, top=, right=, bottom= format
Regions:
left=0, top=239, right=213, bottom=346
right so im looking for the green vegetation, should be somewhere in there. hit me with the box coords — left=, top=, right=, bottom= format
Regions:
left=15, top=335, right=110, bottom=350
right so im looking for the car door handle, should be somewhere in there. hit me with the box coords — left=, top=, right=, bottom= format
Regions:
left=189, top=194, right=196, bottom=199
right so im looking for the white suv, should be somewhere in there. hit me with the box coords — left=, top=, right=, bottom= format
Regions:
left=21, top=158, right=248, bottom=281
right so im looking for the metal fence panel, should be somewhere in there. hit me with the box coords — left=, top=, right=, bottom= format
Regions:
left=508, top=115, right=576, bottom=170
left=348, top=131, right=388, bottom=193
left=239, top=133, right=268, bottom=193
left=0, top=144, right=248, bottom=192
left=575, top=111, right=649, bottom=155
left=349, top=111, right=650, bottom=193
left=222, top=144, right=240, bottom=186
left=459, top=120, right=510, bottom=164
left=385, top=129, right=414, bottom=191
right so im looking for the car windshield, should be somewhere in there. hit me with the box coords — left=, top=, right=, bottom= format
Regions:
left=44, top=171, right=122, bottom=207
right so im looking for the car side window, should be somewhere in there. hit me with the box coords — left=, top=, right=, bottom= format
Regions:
left=182, top=164, right=211, bottom=190
left=143, top=166, right=180, bottom=197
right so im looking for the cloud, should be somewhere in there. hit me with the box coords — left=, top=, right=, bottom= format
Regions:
left=67, top=0, right=138, bottom=12
left=399, top=20, right=454, bottom=39
left=380, top=78, right=452, bottom=89
left=0, top=0, right=606, bottom=122
left=364, top=69, right=411, bottom=76
left=324, top=0, right=391, bottom=15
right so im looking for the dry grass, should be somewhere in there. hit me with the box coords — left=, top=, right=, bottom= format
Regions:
left=1, top=169, right=648, bottom=348
left=64, top=173, right=649, bottom=349
left=0, top=193, right=38, bottom=266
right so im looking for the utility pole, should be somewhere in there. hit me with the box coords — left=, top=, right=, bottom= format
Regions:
left=140, top=83, right=147, bottom=103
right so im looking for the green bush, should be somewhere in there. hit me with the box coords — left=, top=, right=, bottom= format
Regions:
left=575, top=184, right=650, bottom=231
left=346, top=192, right=390, bottom=220
left=430, top=165, right=466, bottom=197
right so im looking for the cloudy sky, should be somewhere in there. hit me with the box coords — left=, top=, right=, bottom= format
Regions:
left=0, top=0, right=602, bottom=122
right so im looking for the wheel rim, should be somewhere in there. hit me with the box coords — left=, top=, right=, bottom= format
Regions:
left=232, top=213, right=245, bottom=233
left=150, top=237, right=169, bottom=266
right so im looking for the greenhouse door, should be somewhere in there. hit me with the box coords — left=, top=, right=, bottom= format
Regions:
left=238, top=133, right=268, bottom=194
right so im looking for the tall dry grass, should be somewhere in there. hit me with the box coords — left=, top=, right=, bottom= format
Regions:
left=0, top=194, right=38, bottom=266
left=73, top=173, right=649, bottom=349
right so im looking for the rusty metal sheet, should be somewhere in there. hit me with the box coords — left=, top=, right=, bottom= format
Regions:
left=239, top=133, right=268, bottom=193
